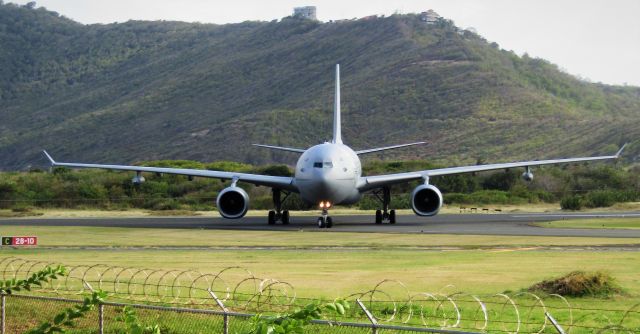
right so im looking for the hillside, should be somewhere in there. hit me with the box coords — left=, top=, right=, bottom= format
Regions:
left=1, top=3, right=639, bottom=170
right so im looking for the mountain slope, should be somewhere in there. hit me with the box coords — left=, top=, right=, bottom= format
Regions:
left=1, top=3, right=639, bottom=170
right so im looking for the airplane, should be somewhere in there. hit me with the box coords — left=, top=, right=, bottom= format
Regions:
left=43, top=64, right=627, bottom=228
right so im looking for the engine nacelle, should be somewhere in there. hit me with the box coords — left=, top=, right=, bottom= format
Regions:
left=522, top=171, right=534, bottom=182
left=131, top=175, right=146, bottom=185
left=411, top=184, right=443, bottom=216
left=216, top=186, right=249, bottom=219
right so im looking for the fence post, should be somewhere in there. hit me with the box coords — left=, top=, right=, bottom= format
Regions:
left=98, top=304, right=104, bottom=334
left=545, top=312, right=566, bottom=334
left=356, top=299, right=377, bottom=334
left=1, top=293, right=5, bottom=334
left=208, top=290, right=228, bottom=334
left=82, top=280, right=103, bottom=334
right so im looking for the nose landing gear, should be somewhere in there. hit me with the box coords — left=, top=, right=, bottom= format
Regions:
left=317, top=201, right=333, bottom=228
left=373, top=187, right=396, bottom=224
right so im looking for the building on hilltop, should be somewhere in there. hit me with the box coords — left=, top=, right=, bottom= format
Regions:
left=420, top=9, right=440, bottom=24
left=293, top=6, right=317, bottom=20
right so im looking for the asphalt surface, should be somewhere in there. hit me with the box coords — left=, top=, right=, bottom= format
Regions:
left=2, top=212, right=640, bottom=237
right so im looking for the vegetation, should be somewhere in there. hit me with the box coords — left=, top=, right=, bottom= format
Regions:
left=0, top=265, right=65, bottom=295
left=248, top=300, right=350, bottom=334
left=116, top=306, right=161, bottom=334
left=535, top=218, right=640, bottom=230
left=1, top=229, right=638, bottom=332
left=2, top=227, right=639, bottom=298
left=0, top=159, right=637, bottom=211
left=26, top=291, right=107, bottom=334
left=1, top=3, right=640, bottom=171
left=528, top=271, right=624, bottom=297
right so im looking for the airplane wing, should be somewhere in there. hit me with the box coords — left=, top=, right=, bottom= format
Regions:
left=355, top=142, right=426, bottom=155
left=43, top=151, right=297, bottom=192
left=252, top=144, right=306, bottom=154
left=357, top=144, right=627, bottom=192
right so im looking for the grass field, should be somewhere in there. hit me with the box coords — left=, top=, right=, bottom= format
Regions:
left=535, top=218, right=640, bottom=229
left=5, top=201, right=640, bottom=219
left=1, top=226, right=639, bottom=297
left=0, top=201, right=628, bottom=219
left=1, top=224, right=639, bottom=332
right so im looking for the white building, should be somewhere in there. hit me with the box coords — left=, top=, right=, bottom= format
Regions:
left=420, top=10, right=440, bottom=24
left=293, top=6, right=317, bottom=20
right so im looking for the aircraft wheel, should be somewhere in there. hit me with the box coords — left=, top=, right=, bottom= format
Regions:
left=326, top=217, right=333, bottom=228
left=282, top=210, right=290, bottom=225
left=317, top=217, right=326, bottom=228
left=389, top=210, right=396, bottom=224
left=375, top=210, right=383, bottom=224
left=268, top=210, right=276, bottom=225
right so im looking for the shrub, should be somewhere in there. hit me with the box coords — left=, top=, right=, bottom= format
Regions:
left=443, top=193, right=470, bottom=204
left=528, top=271, right=623, bottom=297
left=560, top=195, right=583, bottom=210
left=11, top=204, right=33, bottom=213
left=585, top=190, right=617, bottom=208
left=144, top=198, right=181, bottom=210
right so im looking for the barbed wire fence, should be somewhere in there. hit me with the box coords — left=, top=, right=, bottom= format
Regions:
left=1, top=257, right=638, bottom=333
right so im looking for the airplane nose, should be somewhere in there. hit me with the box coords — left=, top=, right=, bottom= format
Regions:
left=311, top=169, right=334, bottom=198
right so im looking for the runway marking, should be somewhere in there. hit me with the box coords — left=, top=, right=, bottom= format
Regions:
left=489, top=247, right=540, bottom=253
left=512, top=214, right=640, bottom=218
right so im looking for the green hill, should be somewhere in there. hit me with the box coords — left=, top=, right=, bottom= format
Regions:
left=1, top=3, right=639, bottom=170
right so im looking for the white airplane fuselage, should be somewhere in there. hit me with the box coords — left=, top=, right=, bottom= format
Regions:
left=294, top=143, right=363, bottom=205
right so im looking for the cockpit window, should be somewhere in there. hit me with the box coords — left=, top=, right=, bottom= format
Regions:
left=313, top=162, right=334, bottom=168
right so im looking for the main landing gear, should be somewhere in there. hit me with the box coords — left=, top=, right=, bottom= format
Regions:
left=268, top=189, right=290, bottom=225
left=317, top=201, right=333, bottom=228
left=373, top=187, right=396, bottom=224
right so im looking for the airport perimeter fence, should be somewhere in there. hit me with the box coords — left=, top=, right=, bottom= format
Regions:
left=1, top=257, right=639, bottom=333
left=1, top=293, right=492, bottom=334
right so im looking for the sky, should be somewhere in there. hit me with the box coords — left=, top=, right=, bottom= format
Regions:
left=9, top=0, right=640, bottom=86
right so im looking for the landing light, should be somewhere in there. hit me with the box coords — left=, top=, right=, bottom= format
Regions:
left=319, top=201, right=332, bottom=209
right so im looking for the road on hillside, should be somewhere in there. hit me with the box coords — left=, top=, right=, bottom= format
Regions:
left=2, top=213, right=640, bottom=237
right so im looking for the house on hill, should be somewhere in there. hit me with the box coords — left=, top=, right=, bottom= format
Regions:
left=420, top=9, right=440, bottom=24
left=293, top=6, right=317, bottom=20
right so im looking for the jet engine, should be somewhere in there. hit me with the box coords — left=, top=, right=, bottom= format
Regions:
left=411, top=184, right=443, bottom=216
left=521, top=171, right=534, bottom=182
left=131, top=174, right=146, bottom=185
left=216, top=186, right=249, bottom=219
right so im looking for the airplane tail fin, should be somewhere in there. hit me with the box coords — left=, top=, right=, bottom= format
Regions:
left=332, top=64, right=342, bottom=144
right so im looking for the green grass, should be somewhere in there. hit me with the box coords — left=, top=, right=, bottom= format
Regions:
left=4, top=248, right=640, bottom=297
left=535, top=218, right=640, bottom=229
left=1, top=226, right=638, bottom=248
left=1, top=226, right=639, bottom=297
left=1, top=226, right=639, bottom=332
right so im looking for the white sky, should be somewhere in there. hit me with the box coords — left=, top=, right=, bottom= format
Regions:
left=9, top=0, right=640, bottom=86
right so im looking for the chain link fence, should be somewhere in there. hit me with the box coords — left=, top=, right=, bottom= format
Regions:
left=1, top=294, right=483, bottom=334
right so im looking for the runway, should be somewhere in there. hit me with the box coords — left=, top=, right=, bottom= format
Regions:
left=2, top=212, right=640, bottom=237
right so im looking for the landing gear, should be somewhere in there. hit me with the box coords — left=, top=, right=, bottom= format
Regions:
left=267, top=189, right=291, bottom=225
left=373, top=187, right=397, bottom=224
left=317, top=205, right=333, bottom=228
left=317, top=217, right=326, bottom=228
